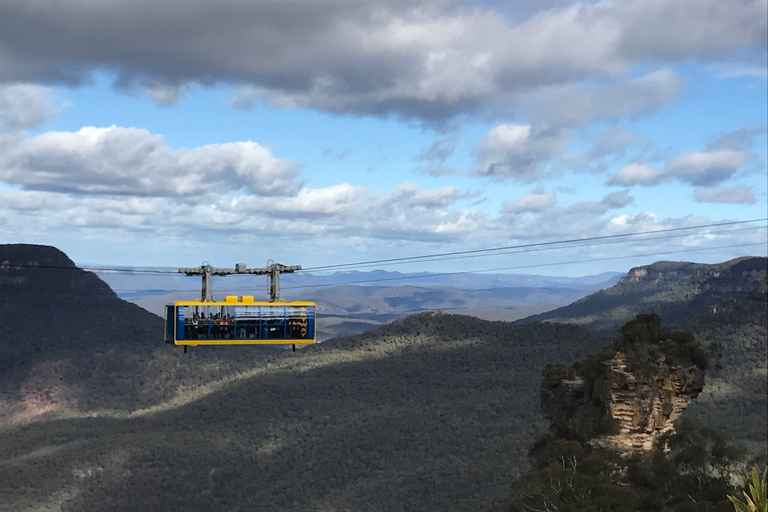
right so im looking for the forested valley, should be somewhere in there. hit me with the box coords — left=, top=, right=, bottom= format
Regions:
left=1, top=244, right=765, bottom=511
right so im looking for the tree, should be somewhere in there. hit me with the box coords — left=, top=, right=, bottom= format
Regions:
left=509, top=439, right=639, bottom=512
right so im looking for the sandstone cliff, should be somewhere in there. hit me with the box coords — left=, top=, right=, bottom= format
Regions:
left=541, top=314, right=707, bottom=454
left=523, top=256, right=767, bottom=331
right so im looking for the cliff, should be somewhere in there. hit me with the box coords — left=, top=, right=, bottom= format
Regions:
left=541, top=314, right=707, bottom=454
left=523, top=256, right=767, bottom=331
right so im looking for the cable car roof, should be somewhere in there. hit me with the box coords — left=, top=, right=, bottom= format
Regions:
left=170, top=295, right=316, bottom=306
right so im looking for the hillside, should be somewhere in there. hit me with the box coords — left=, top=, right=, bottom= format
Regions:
left=0, top=244, right=610, bottom=511
left=1, top=312, right=605, bottom=512
left=1, top=245, right=764, bottom=511
left=0, top=244, right=285, bottom=418
left=522, top=256, right=767, bottom=331
left=522, top=256, right=768, bottom=451
left=508, top=315, right=752, bottom=512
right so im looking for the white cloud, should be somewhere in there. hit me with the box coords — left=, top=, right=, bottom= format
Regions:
left=707, top=127, right=765, bottom=152
left=567, top=190, right=635, bottom=214
left=0, top=126, right=300, bottom=198
left=712, top=64, right=768, bottom=79
left=502, top=189, right=634, bottom=216
left=0, top=84, right=66, bottom=130
left=502, top=189, right=557, bottom=213
left=694, top=185, right=757, bottom=204
left=473, top=123, right=572, bottom=180
left=0, top=0, right=763, bottom=121
left=417, top=136, right=459, bottom=163
left=609, top=160, right=666, bottom=186
left=415, top=163, right=457, bottom=176
left=519, top=69, right=686, bottom=127
left=664, top=150, right=748, bottom=186
left=141, top=82, right=190, bottom=105
left=269, top=184, right=369, bottom=215
left=1, top=184, right=761, bottom=269
left=589, top=127, right=643, bottom=159
left=609, top=149, right=750, bottom=187
left=601, top=189, right=634, bottom=209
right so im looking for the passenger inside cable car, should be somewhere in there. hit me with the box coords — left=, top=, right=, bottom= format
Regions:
left=166, top=297, right=316, bottom=346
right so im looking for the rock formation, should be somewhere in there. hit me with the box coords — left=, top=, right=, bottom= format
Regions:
left=524, top=256, right=767, bottom=331
left=540, top=314, right=706, bottom=454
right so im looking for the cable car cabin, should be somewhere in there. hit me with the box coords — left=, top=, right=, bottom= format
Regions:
left=164, top=296, right=316, bottom=346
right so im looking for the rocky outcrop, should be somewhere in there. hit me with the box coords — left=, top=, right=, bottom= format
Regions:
left=541, top=316, right=706, bottom=455
left=523, top=256, right=767, bottom=331
left=618, top=257, right=767, bottom=292
left=590, top=353, right=703, bottom=452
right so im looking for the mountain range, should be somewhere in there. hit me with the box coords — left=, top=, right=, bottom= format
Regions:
left=98, top=265, right=621, bottom=341
left=0, top=244, right=765, bottom=511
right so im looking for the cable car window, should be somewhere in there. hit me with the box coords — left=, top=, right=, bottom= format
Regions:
left=165, top=304, right=175, bottom=343
left=261, top=306, right=286, bottom=339
left=234, top=305, right=261, bottom=339
left=167, top=302, right=316, bottom=344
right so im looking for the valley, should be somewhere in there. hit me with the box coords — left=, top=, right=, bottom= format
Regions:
left=1, top=244, right=765, bottom=511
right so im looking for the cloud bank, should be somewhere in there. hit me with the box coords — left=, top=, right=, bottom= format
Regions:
left=0, top=0, right=763, bottom=121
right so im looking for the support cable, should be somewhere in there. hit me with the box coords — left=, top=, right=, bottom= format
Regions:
left=1, top=218, right=765, bottom=277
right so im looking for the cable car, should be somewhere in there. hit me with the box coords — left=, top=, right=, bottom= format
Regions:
left=164, top=295, right=316, bottom=347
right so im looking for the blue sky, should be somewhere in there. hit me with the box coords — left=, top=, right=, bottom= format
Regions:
left=0, top=0, right=766, bottom=277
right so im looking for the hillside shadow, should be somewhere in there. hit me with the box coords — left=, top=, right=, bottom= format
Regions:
left=0, top=320, right=605, bottom=512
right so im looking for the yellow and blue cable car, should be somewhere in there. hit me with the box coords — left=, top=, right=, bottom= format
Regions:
left=164, top=295, right=316, bottom=347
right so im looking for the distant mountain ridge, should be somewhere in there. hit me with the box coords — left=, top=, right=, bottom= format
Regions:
left=94, top=266, right=623, bottom=294
left=0, top=244, right=765, bottom=512
left=521, top=256, right=767, bottom=331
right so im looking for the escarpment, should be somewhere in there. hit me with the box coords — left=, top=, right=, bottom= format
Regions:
left=541, top=314, right=707, bottom=454
left=523, top=256, right=767, bottom=330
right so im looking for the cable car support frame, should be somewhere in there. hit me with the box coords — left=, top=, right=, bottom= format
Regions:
left=176, top=261, right=303, bottom=352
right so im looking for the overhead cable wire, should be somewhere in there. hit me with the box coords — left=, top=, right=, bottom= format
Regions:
left=300, top=218, right=768, bottom=272
left=106, top=241, right=766, bottom=293
left=301, top=225, right=767, bottom=270
left=98, top=227, right=767, bottom=291
left=2, top=218, right=765, bottom=276
left=283, top=242, right=767, bottom=290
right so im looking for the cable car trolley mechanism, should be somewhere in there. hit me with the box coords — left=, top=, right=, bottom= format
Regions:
left=164, top=262, right=316, bottom=351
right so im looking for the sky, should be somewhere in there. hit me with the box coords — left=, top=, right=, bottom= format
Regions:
left=0, top=0, right=766, bottom=278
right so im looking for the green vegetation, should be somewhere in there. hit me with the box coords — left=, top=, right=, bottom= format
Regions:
left=510, top=438, right=638, bottom=512
left=0, top=313, right=608, bottom=512
left=527, top=257, right=768, bottom=451
left=569, top=312, right=714, bottom=379
left=509, top=315, right=759, bottom=512
left=524, top=257, right=766, bottom=332
left=1, top=246, right=766, bottom=511
left=509, top=420, right=748, bottom=512
left=728, top=467, right=768, bottom=512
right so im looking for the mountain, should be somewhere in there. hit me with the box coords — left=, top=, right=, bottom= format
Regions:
left=0, top=244, right=159, bottom=409
left=541, top=314, right=707, bottom=454
left=521, top=257, right=767, bottom=331
left=126, top=284, right=577, bottom=340
left=95, top=266, right=623, bottom=296
left=1, top=245, right=764, bottom=511
left=508, top=315, right=748, bottom=512
left=0, top=244, right=285, bottom=418
left=97, top=267, right=621, bottom=338
left=1, top=311, right=606, bottom=512
left=2, top=245, right=615, bottom=511
left=97, top=261, right=621, bottom=342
